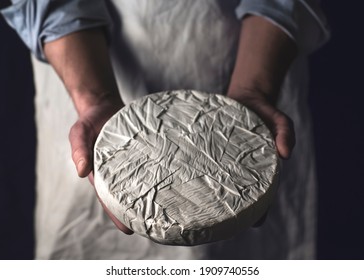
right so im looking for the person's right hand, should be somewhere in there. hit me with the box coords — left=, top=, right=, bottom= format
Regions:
left=69, top=96, right=121, bottom=177
left=69, top=96, right=134, bottom=235
left=44, top=28, right=134, bottom=235
left=88, top=171, right=133, bottom=234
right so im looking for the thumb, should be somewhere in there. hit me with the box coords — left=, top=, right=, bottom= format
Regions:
left=271, top=110, right=295, bottom=159
left=69, top=120, right=95, bottom=177
left=240, top=98, right=295, bottom=159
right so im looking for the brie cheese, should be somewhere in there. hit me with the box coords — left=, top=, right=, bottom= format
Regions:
left=94, top=90, right=279, bottom=246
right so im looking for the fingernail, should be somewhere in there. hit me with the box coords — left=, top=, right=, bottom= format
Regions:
left=77, top=159, right=86, bottom=174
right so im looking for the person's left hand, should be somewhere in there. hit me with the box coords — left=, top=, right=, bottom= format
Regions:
left=228, top=88, right=295, bottom=228
left=227, top=15, right=298, bottom=227
left=228, top=89, right=295, bottom=159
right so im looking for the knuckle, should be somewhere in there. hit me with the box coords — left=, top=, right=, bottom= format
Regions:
left=275, top=112, right=294, bottom=130
left=69, top=121, right=82, bottom=140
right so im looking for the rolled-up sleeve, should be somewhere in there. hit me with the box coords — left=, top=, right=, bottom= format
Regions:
left=235, top=0, right=330, bottom=53
left=1, top=0, right=110, bottom=62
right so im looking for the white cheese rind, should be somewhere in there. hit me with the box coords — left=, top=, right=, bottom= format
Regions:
left=94, top=90, right=279, bottom=246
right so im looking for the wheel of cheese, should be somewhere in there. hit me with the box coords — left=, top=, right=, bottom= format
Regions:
left=94, top=90, right=279, bottom=246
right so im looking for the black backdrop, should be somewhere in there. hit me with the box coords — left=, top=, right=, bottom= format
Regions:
left=0, top=14, right=35, bottom=259
left=309, top=2, right=364, bottom=259
left=0, top=2, right=363, bottom=259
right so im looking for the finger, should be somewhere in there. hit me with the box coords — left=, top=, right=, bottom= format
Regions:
left=99, top=198, right=134, bottom=235
left=89, top=172, right=134, bottom=235
left=69, top=121, right=94, bottom=177
left=247, top=101, right=295, bottom=159
left=272, top=112, right=295, bottom=159
left=88, top=172, right=95, bottom=186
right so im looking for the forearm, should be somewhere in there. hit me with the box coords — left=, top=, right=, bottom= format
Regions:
left=43, top=28, right=125, bottom=180
left=227, top=16, right=297, bottom=104
left=227, top=16, right=297, bottom=159
left=44, top=28, right=123, bottom=116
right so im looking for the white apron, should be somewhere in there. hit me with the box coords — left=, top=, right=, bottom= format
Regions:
left=32, top=0, right=316, bottom=259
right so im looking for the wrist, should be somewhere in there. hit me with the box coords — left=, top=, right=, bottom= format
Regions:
left=72, top=90, right=123, bottom=117
left=227, top=84, right=274, bottom=106
left=43, top=28, right=123, bottom=117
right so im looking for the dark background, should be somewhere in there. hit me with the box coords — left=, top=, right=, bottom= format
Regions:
left=0, top=2, right=363, bottom=259
left=309, top=2, right=364, bottom=259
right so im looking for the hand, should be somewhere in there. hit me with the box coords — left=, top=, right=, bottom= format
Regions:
left=227, top=15, right=298, bottom=227
left=88, top=172, right=134, bottom=234
left=69, top=97, right=121, bottom=177
left=69, top=97, right=134, bottom=234
left=44, top=29, right=134, bottom=234
left=228, top=89, right=295, bottom=159
left=227, top=15, right=297, bottom=159
left=228, top=89, right=295, bottom=228
left=68, top=96, right=133, bottom=234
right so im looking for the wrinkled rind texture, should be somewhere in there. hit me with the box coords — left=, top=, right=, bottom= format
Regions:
left=94, top=90, right=278, bottom=246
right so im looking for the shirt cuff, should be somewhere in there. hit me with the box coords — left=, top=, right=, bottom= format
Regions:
left=235, top=0, right=330, bottom=54
left=1, top=0, right=110, bottom=62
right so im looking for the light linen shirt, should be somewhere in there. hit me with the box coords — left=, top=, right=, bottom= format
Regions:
left=1, top=0, right=329, bottom=61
